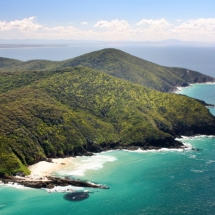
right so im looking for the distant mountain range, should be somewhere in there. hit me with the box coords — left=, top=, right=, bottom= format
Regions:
left=0, top=48, right=215, bottom=176
left=0, top=39, right=215, bottom=47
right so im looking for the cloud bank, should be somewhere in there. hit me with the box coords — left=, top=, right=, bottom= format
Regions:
left=0, top=17, right=42, bottom=32
left=0, top=17, right=215, bottom=42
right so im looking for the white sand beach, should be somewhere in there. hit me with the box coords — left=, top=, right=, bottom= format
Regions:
left=27, top=157, right=74, bottom=180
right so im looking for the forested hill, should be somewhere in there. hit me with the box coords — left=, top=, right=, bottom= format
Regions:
left=0, top=65, right=215, bottom=176
left=0, top=48, right=214, bottom=92
left=60, top=49, right=215, bottom=91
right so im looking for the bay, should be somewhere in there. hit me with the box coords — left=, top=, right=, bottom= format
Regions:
left=1, top=83, right=215, bottom=214
left=1, top=47, right=215, bottom=214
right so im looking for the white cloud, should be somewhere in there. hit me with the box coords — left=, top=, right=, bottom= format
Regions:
left=0, top=17, right=215, bottom=42
left=81, top=22, right=88, bottom=25
left=131, top=18, right=172, bottom=40
left=0, top=17, right=42, bottom=32
left=173, top=18, right=215, bottom=33
left=171, top=18, right=215, bottom=41
left=94, top=19, right=130, bottom=31
left=43, top=25, right=78, bottom=33
left=136, top=18, right=171, bottom=29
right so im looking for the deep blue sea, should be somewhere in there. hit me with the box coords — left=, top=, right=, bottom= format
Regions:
left=0, top=45, right=215, bottom=77
left=1, top=46, right=215, bottom=215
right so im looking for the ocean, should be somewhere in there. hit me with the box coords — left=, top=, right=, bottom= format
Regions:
left=0, top=44, right=215, bottom=77
left=1, top=46, right=215, bottom=215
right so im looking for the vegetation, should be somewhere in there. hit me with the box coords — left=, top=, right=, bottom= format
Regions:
left=0, top=49, right=214, bottom=92
left=0, top=57, right=59, bottom=71
left=0, top=57, right=22, bottom=69
left=60, top=49, right=215, bottom=91
left=0, top=49, right=215, bottom=176
left=0, top=136, right=30, bottom=176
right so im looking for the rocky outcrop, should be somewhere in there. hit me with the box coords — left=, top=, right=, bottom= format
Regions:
left=0, top=175, right=109, bottom=190
left=84, top=138, right=184, bottom=153
left=194, top=98, right=215, bottom=107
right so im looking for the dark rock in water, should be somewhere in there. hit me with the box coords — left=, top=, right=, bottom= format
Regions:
left=192, top=147, right=202, bottom=151
left=64, top=192, right=89, bottom=201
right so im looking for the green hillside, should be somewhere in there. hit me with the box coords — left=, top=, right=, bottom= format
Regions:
left=0, top=58, right=59, bottom=72
left=60, top=49, right=215, bottom=91
left=0, top=57, right=22, bottom=69
left=0, top=49, right=214, bottom=92
left=0, top=66, right=215, bottom=176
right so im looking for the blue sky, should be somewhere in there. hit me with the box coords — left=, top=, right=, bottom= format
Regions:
left=0, top=0, right=215, bottom=41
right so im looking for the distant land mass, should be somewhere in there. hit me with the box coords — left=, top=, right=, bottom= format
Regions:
left=0, top=48, right=215, bottom=176
left=0, top=39, right=215, bottom=47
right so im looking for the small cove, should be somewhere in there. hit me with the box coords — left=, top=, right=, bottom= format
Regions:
left=0, top=47, right=215, bottom=214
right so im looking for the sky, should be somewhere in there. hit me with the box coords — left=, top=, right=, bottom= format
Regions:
left=0, top=0, right=215, bottom=42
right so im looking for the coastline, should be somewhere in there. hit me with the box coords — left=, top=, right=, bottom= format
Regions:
left=27, top=157, right=74, bottom=179
left=26, top=135, right=215, bottom=180
left=1, top=135, right=215, bottom=191
left=175, top=81, right=215, bottom=94
left=0, top=155, right=109, bottom=190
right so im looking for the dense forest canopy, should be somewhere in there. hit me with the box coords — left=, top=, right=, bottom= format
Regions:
left=0, top=49, right=215, bottom=176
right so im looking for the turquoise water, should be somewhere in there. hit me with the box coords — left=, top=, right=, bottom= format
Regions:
left=179, top=83, right=215, bottom=116
left=1, top=84, right=215, bottom=215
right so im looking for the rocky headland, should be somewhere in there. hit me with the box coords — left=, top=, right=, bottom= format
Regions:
left=0, top=175, right=109, bottom=190
left=1, top=48, right=215, bottom=177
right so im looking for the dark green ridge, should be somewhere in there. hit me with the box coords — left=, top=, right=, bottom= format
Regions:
left=0, top=57, right=23, bottom=69
left=60, top=48, right=215, bottom=91
left=0, top=66, right=215, bottom=176
left=0, top=58, right=59, bottom=72
left=0, top=48, right=214, bottom=92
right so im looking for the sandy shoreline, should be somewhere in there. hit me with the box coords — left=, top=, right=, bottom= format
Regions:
left=27, top=140, right=198, bottom=180
left=27, top=157, right=75, bottom=180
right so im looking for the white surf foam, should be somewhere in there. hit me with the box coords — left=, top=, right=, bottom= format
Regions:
left=188, top=155, right=196, bottom=159
left=191, top=170, right=204, bottom=173
left=0, top=182, right=32, bottom=190
left=206, top=160, right=215, bottom=164
left=124, top=141, right=193, bottom=154
left=191, top=82, right=215, bottom=85
left=175, top=82, right=215, bottom=94
left=63, top=154, right=117, bottom=176
left=44, top=185, right=84, bottom=193
left=124, top=147, right=191, bottom=154
left=177, top=135, right=215, bottom=141
left=175, top=86, right=191, bottom=94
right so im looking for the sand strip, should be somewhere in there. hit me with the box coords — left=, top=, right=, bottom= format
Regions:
left=27, top=157, right=74, bottom=180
